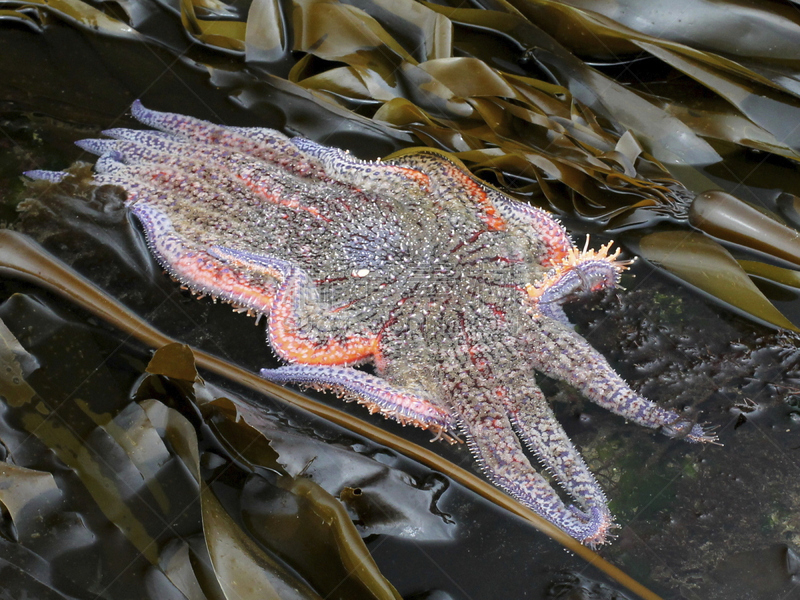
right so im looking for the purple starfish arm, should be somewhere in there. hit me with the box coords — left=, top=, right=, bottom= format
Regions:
left=129, top=204, right=277, bottom=314
left=23, top=170, right=67, bottom=183
left=455, top=397, right=610, bottom=543
left=526, top=241, right=630, bottom=325
left=260, top=364, right=456, bottom=435
left=76, top=138, right=118, bottom=157
left=484, top=189, right=574, bottom=266
left=79, top=135, right=289, bottom=203
left=78, top=134, right=187, bottom=163
left=504, top=387, right=612, bottom=543
left=535, top=257, right=624, bottom=324
left=386, top=151, right=510, bottom=231
left=128, top=100, right=319, bottom=176
left=289, top=138, right=431, bottom=194
left=531, top=321, right=715, bottom=443
left=84, top=136, right=334, bottom=230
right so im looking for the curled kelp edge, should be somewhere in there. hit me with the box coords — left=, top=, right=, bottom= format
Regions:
left=0, top=306, right=401, bottom=599
left=0, top=229, right=663, bottom=600
left=143, top=344, right=403, bottom=600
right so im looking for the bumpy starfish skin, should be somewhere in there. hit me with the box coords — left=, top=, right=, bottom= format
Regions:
left=31, top=102, right=716, bottom=545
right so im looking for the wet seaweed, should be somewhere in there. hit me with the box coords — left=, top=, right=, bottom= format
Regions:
left=4, top=0, right=800, bottom=597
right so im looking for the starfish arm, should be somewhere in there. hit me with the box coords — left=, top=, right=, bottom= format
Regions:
left=78, top=135, right=170, bottom=159
left=486, top=190, right=574, bottom=266
left=290, top=138, right=431, bottom=193
left=532, top=322, right=715, bottom=443
left=128, top=100, right=321, bottom=177
left=23, top=170, right=67, bottom=183
left=260, top=365, right=455, bottom=435
left=390, top=151, right=507, bottom=231
left=503, top=387, right=612, bottom=544
left=456, top=400, right=612, bottom=544
left=527, top=242, right=629, bottom=324
left=209, top=246, right=378, bottom=365
left=122, top=202, right=278, bottom=313
left=389, top=150, right=570, bottom=262
left=79, top=134, right=329, bottom=220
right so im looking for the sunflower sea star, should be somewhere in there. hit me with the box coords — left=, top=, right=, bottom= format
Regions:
left=27, top=102, right=715, bottom=545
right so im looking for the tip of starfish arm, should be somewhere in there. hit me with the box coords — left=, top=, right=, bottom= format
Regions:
left=662, top=417, right=721, bottom=445
left=23, top=169, right=66, bottom=183
left=568, top=505, right=616, bottom=547
left=689, top=422, right=722, bottom=445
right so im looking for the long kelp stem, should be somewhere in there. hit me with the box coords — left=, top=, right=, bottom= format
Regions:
left=0, top=229, right=661, bottom=600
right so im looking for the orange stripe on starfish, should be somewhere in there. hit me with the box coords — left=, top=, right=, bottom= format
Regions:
left=447, top=168, right=507, bottom=231
left=235, top=174, right=328, bottom=220
left=269, top=304, right=378, bottom=365
left=172, top=252, right=276, bottom=313
left=385, top=165, right=432, bottom=191
left=537, top=224, right=573, bottom=266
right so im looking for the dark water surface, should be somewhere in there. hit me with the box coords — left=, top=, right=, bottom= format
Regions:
left=2, top=2, right=800, bottom=599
